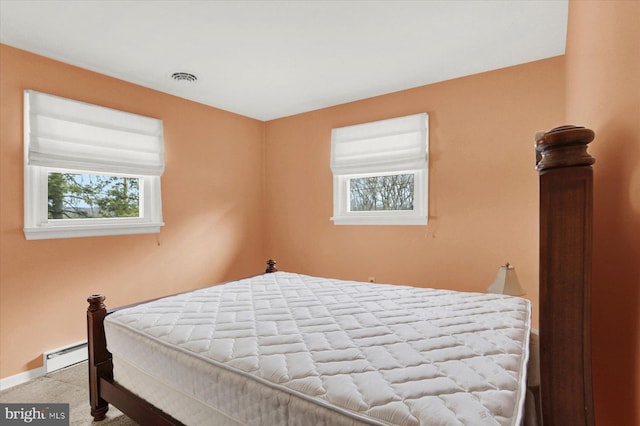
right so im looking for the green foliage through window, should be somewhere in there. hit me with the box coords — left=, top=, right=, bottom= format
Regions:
left=47, top=172, right=140, bottom=219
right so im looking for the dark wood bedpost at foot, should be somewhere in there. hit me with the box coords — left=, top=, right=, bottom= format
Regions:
left=266, top=259, right=278, bottom=273
left=87, top=294, right=111, bottom=421
left=536, top=125, right=595, bottom=426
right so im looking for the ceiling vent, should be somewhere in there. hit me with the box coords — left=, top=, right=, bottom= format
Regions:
left=170, top=72, right=198, bottom=83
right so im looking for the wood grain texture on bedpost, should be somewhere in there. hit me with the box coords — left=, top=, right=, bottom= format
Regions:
left=87, top=294, right=111, bottom=421
left=536, top=125, right=595, bottom=426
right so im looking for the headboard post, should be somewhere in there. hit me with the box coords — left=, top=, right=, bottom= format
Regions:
left=536, top=125, right=595, bottom=426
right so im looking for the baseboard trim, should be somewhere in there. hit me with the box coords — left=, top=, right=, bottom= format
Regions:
left=0, top=366, right=45, bottom=391
left=1, top=340, right=88, bottom=391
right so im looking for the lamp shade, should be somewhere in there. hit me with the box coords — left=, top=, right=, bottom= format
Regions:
left=487, top=263, right=525, bottom=296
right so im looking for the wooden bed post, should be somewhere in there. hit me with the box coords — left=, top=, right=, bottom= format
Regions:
left=266, top=259, right=278, bottom=273
left=85, top=262, right=280, bottom=423
left=87, top=294, right=111, bottom=421
left=536, top=125, right=595, bottom=426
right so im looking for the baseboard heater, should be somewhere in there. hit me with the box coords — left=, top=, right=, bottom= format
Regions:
left=43, top=341, right=88, bottom=374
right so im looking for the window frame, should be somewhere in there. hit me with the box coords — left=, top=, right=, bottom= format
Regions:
left=332, top=168, right=428, bottom=225
left=24, top=166, right=163, bottom=240
left=330, top=113, right=429, bottom=226
left=23, top=90, right=165, bottom=240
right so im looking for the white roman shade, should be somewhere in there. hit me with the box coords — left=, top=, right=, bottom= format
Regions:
left=331, top=113, right=428, bottom=175
left=24, top=90, right=164, bottom=176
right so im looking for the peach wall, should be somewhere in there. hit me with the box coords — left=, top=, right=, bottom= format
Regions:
left=264, top=57, right=566, bottom=329
left=566, top=1, right=640, bottom=424
left=0, top=45, right=265, bottom=378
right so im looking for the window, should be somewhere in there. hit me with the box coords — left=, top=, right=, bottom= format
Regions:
left=47, top=172, right=141, bottom=219
left=331, top=113, right=428, bottom=225
left=24, top=90, right=165, bottom=240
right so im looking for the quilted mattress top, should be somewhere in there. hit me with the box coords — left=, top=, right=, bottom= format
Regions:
left=106, top=272, right=531, bottom=425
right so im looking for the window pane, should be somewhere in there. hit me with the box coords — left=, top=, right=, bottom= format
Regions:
left=48, top=172, right=140, bottom=219
left=349, top=173, right=414, bottom=211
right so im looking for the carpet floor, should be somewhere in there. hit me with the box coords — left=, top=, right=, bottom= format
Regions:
left=0, top=362, right=137, bottom=425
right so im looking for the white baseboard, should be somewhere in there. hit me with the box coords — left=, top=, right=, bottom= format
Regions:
left=1, top=340, right=88, bottom=391
left=0, top=367, right=45, bottom=391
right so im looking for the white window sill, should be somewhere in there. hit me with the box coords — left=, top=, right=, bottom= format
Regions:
left=331, top=215, right=428, bottom=226
left=24, top=221, right=164, bottom=240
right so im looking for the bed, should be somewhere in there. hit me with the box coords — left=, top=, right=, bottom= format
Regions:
left=87, top=125, right=595, bottom=425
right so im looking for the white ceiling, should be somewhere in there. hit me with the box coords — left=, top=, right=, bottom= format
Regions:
left=0, top=1, right=568, bottom=121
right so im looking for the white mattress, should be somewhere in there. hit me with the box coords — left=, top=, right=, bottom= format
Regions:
left=104, top=272, right=531, bottom=426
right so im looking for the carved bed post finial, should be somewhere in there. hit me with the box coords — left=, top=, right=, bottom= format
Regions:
left=266, top=259, right=278, bottom=273
left=88, top=294, right=106, bottom=312
left=535, top=125, right=595, bottom=171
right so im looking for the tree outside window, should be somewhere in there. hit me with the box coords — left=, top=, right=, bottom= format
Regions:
left=349, top=174, right=414, bottom=211
left=47, top=172, right=140, bottom=219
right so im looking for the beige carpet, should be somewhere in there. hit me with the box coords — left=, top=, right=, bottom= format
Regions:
left=0, top=362, right=137, bottom=425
